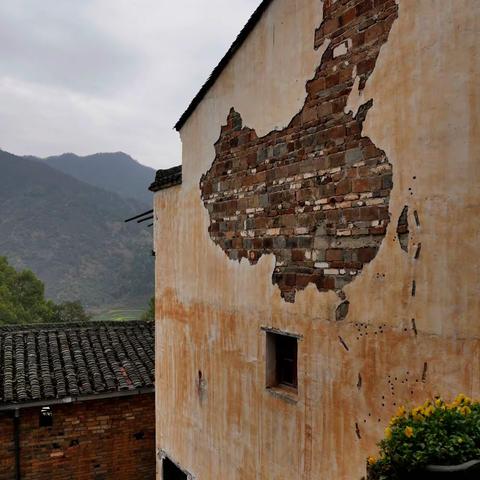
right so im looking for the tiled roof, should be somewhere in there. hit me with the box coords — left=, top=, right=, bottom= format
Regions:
left=0, top=321, right=154, bottom=407
left=149, top=165, right=182, bottom=192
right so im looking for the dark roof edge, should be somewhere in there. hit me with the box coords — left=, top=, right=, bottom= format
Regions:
left=174, top=0, right=274, bottom=131
left=149, top=165, right=182, bottom=192
left=0, top=386, right=155, bottom=411
left=0, top=320, right=153, bottom=333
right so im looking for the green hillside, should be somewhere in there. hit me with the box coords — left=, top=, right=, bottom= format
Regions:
left=0, top=149, right=153, bottom=309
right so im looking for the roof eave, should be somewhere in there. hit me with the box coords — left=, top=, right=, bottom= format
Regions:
left=0, top=386, right=155, bottom=412
left=149, top=165, right=182, bottom=192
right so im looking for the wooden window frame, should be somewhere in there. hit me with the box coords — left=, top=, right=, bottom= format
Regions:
left=265, top=329, right=299, bottom=395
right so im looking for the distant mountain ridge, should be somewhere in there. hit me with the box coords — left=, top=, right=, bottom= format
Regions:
left=35, top=151, right=155, bottom=205
left=0, top=149, right=153, bottom=309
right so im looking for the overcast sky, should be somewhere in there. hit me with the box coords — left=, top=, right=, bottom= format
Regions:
left=0, top=0, right=261, bottom=169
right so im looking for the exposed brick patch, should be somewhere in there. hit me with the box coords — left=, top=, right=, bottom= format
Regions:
left=200, top=0, right=399, bottom=302
left=0, top=394, right=155, bottom=480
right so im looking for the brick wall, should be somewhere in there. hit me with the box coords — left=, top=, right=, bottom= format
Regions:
left=0, top=411, right=15, bottom=479
left=200, top=0, right=398, bottom=304
left=0, top=393, right=155, bottom=480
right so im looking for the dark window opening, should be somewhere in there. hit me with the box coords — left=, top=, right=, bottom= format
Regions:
left=266, top=331, right=298, bottom=392
left=163, top=457, right=187, bottom=480
left=39, top=406, right=53, bottom=427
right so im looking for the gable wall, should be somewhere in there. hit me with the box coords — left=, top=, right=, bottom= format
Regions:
left=154, top=0, right=480, bottom=478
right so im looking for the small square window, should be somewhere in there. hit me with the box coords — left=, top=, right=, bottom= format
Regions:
left=266, top=330, right=298, bottom=393
left=39, top=406, right=53, bottom=427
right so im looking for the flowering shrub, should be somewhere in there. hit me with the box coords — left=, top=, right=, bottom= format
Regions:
left=367, top=394, right=480, bottom=479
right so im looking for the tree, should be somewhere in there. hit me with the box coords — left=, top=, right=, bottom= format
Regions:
left=0, top=256, right=89, bottom=325
left=141, top=296, right=154, bottom=321
left=0, top=256, right=54, bottom=324
left=51, top=301, right=91, bottom=323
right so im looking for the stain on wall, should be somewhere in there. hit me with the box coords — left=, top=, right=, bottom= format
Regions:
left=200, top=0, right=398, bottom=302
left=155, top=0, right=480, bottom=479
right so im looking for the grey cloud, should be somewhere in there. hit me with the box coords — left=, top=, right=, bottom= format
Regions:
left=0, top=1, right=141, bottom=95
left=0, top=0, right=261, bottom=168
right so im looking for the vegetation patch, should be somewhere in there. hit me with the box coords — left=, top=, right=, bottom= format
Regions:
left=0, top=256, right=90, bottom=324
left=367, top=394, right=480, bottom=479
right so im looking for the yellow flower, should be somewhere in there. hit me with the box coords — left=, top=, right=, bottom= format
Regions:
left=368, top=456, right=377, bottom=466
left=385, top=427, right=392, bottom=439
left=463, top=396, right=472, bottom=405
left=396, top=406, right=406, bottom=417
left=456, top=393, right=466, bottom=403
left=435, top=398, right=443, bottom=407
left=404, top=426, right=414, bottom=438
left=424, top=405, right=435, bottom=417
left=458, top=406, right=471, bottom=415
left=411, top=406, right=424, bottom=421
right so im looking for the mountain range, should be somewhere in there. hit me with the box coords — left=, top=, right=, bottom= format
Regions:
left=39, top=152, right=155, bottom=205
left=0, top=149, right=155, bottom=312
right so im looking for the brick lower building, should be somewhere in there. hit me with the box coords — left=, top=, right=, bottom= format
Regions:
left=0, top=321, right=155, bottom=480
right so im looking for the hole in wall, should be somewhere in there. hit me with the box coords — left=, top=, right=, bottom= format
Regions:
left=338, top=336, right=349, bottom=351
left=397, top=205, right=409, bottom=252
left=414, top=243, right=422, bottom=260
left=411, top=319, right=418, bottom=336
left=414, top=210, right=420, bottom=227
left=355, top=422, right=361, bottom=439
left=163, top=456, right=188, bottom=480
left=335, top=300, right=350, bottom=321
left=422, top=362, right=428, bottom=382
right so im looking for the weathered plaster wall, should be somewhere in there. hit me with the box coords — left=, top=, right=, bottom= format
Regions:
left=155, top=0, right=480, bottom=478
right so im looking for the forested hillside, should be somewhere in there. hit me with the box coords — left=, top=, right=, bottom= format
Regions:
left=0, top=149, right=153, bottom=309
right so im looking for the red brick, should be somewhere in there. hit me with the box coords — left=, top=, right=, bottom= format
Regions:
left=326, top=249, right=344, bottom=262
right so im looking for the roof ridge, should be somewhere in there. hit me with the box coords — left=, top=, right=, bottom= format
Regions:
left=174, top=0, right=274, bottom=131
left=149, top=164, right=182, bottom=192
left=0, top=320, right=153, bottom=333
